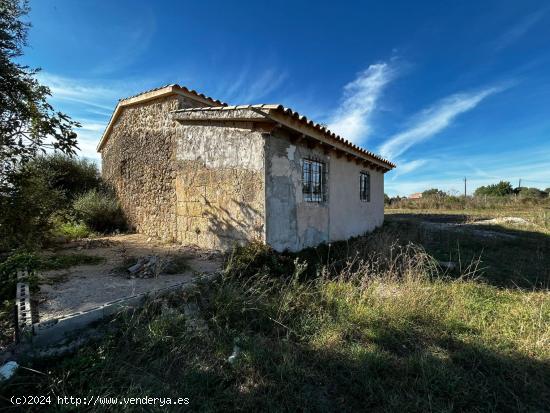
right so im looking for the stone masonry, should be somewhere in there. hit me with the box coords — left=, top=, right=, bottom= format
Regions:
left=101, top=94, right=204, bottom=241
left=98, top=86, right=395, bottom=251
left=174, top=123, right=266, bottom=249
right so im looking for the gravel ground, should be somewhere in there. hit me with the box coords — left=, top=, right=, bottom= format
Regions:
left=37, top=234, right=222, bottom=321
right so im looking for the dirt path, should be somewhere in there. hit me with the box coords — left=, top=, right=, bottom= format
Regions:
left=37, top=234, right=223, bottom=321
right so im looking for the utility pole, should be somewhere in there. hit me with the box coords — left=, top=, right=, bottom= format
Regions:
left=464, top=177, right=467, bottom=198
left=518, top=178, right=522, bottom=188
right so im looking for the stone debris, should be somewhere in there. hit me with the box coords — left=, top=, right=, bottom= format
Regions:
left=183, top=302, right=208, bottom=333
left=73, top=238, right=115, bottom=250
left=0, top=361, right=18, bottom=381
left=227, top=344, right=241, bottom=365
left=127, top=255, right=165, bottom=279
left=438, top=261, right=457, bottom=271
left=474, top=216, right=530, bottom=226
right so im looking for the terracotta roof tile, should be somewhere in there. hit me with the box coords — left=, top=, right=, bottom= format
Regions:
left=173, top=104, right=395, bottom=169
left=120, top=84, right=226, bottom=106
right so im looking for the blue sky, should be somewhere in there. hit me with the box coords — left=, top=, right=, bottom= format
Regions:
left=23, top=0, right=550, bottom=195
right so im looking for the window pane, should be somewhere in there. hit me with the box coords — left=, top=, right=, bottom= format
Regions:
left=302, top=158, right=326, bottom=202
left=360, top=172, right=370, bottom=201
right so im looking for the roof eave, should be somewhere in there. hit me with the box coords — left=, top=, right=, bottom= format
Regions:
left=171, top=106, right=395, bottom=171
left=265, top=108, right=395, bottom=171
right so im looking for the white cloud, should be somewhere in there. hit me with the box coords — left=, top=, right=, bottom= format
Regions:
left=384, top=145, right=550, bottom=196
left=379, top=86, right=504, bottom=160
left=492, top=8, right=548, bottom=51
left=36, top=72, right=126, bottom=109
left=391, top=159, right=428, bottom=178
left=328, top=63, right=396, bottom=143
left=35, top=73, right=165, bottom=161
left=221, top=67, right=287, bottom=104
left=35, top=73, right=133, bottom=161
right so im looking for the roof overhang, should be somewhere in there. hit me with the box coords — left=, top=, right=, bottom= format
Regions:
left=172, top=105, right=395, bottom=172
left=96, top=85, right=226, bottom=152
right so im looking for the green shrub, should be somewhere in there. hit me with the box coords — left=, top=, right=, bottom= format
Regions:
left=422, top=188, right=447, bottom=198
left=51, top=221, right=93, bottom=240
left=517, top=187, right=546, bottom=199
left=474, top=181, right=513, bottom=197
left=73, top=190, right=126, bottom=232
left=0, top=154, right=103, bottom=251
left=0, top=170, right=64, bottom=251
left=26, top=154, right=101, bottom=202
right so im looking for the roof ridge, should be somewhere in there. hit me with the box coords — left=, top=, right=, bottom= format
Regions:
left=120, top=84, right=226, bottom=106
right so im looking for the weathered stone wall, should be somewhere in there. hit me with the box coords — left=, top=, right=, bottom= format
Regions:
left=265, top=131, right=384, bottom=252
left=174, top=123, right=266, bottom=249
left=100, top=95, right=205, bottom=241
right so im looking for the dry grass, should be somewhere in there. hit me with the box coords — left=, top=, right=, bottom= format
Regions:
left=3, top=227, right=549, bottom=412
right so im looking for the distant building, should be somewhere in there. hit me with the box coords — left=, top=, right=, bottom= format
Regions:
left=409, top=192, right=423, bottom=199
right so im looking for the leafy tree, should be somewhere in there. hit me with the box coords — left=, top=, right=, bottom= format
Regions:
left=0, top=155, right=102, bottom=251
left=0, top=0, right=79, bottom=179
left=384, top=193, right=390, bottom=204
left=28, top=154, right=101, bottom=201
left=474, top=181, right=513, bottom=197
left=0, top=166, right=63, bottom=250
left=422, top=188, right=446, bottom=198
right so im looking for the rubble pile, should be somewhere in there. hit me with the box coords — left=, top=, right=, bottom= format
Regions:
left=127, top=255, right=165, bottom=279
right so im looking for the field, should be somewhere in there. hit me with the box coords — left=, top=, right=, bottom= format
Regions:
left=1, top=206, right=549, bottom=412
left=385, top=205, right=550, bottom=289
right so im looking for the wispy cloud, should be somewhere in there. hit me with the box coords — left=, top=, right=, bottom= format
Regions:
left=328, top=63, right=397, bottom=143
left=384, top=144, right=550, bottom=196
left=379, top=86, right=504, bottom=160
left=492, top=8, right=548, bottom=51
left=36, top=72, right=126, bottom=111
left=391, top=159, right=428, bottom=178
left=221, top=67, right=287, bottom=104
left=36, top=73, right=146, bottom=160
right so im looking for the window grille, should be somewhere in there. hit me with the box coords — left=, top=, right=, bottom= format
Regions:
left=302, top=158, right=327, bottom=202
left=360, top=171, right=370, bottom=202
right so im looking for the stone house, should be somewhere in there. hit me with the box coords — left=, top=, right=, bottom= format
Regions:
left=97, top=84, right=395, bottom=251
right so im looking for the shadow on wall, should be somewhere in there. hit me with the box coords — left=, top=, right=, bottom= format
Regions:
left=196, top=197, right=264, bottom=250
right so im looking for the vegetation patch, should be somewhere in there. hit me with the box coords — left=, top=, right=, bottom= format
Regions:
left=36, top=253, right=105, bottom=271
left=2, top=228, right=548, bottom=412
left=50, top=221, right=94, bottom=241
left=113, top=254, right=191, bottom=277
left=73, top=189, right=126, bottom=233
left=384, top=212, right=550, bottom=288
